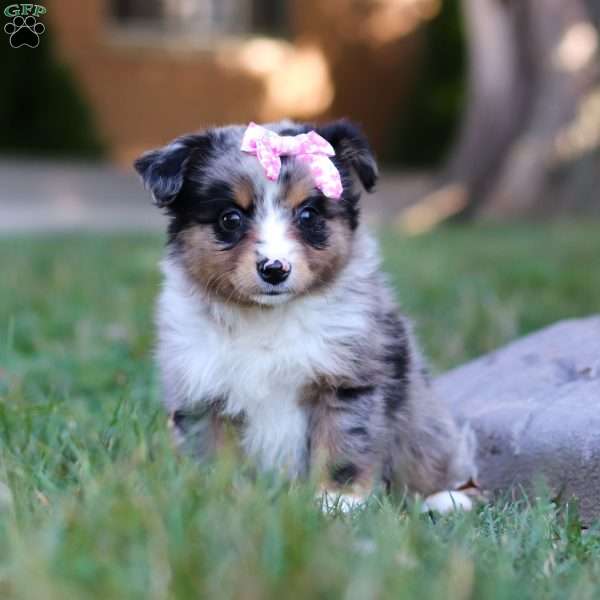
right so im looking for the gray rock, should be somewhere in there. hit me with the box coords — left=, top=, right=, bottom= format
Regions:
left=435, top=316, right=600, bottom=525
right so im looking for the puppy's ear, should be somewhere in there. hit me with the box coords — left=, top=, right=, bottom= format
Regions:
left=316, top=119, right=378, bottom=192
left=133, top=134, right=211, bottom=207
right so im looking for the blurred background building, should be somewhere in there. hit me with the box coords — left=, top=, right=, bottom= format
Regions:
left=1, top=0, right=599, bottom=230
left=41, top=0, right=446, bottom=164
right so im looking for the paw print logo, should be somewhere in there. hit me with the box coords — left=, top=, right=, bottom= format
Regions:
left=4, top=15, right=45, bottom=48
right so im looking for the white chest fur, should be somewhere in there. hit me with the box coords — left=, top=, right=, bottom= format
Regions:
left=156, top=260, right=375, bottom=474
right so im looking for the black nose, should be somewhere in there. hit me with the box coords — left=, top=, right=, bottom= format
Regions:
left=257, top=259, right=291, bottom=285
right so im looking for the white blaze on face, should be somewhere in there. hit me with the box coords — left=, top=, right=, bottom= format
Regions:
left=256, top=190, right=297, bottom=267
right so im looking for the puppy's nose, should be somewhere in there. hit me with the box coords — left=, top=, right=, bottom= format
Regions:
left=257, top=258, right=291, bottom=285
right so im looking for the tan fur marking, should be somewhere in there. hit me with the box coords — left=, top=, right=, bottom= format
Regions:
left=311, top=415, right=377, bottom=498
left=232, top=178, right=254, bottom=210
left=283, top=176, right=314, bottom=209
left=229, top=236, right=261, bottom=298
left=181, top=225, right=255, bottom=303
left=305, top=381, right=380, bottom=500
left=293, top=220, right=353, bottom=294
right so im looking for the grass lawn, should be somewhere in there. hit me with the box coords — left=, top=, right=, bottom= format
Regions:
left=1, top=222, right=599, bottom=599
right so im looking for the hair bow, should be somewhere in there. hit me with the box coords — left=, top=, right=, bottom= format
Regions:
left=240, top=122, right=343, bottom=199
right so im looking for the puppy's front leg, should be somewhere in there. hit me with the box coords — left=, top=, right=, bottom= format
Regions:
left=308, top=384, right=385, bottom=510
left=168, top=404, right=227, bottom=461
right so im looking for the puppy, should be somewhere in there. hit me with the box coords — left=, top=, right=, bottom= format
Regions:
left=134, top=120, right=474, bottom=509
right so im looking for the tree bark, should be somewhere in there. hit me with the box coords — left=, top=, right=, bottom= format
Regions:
left=442, top=0, right=600, bottom=219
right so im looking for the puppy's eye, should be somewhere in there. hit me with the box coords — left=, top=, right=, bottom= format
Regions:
left=219, top=209, right=243, bottom=232
left=298, top=207, right=318, bottom=227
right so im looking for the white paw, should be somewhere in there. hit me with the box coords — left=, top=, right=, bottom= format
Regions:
left=318, top=490, right=367, bottom=513
left=421, top=490, right=473, bottom=514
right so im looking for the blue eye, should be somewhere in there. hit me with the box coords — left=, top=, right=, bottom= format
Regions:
left=219, top=210, right=242, bottom=232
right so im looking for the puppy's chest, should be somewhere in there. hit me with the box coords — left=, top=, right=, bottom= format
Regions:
left=217, top=333, right=312, bottom=415
left=183, top=308, right=346, bottom=471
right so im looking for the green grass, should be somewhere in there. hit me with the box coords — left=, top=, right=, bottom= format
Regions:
left=1, top=223, right=599, bottom=599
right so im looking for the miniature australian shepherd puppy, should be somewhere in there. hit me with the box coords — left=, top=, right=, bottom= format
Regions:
left=134, top=119, right=474, bottom=511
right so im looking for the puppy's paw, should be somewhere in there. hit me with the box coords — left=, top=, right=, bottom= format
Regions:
left=318, top=489, right=368, bottom=514
left=421, top=490, right=473, bottom=514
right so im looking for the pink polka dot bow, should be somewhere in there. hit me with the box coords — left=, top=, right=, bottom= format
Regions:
left=240, top=122, right=343, bottom=199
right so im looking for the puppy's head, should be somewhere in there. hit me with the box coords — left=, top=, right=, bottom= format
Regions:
left=134, top=120, right=377, bottom=306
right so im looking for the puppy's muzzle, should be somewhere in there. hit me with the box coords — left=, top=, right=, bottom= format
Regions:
left=257, top=258, right=291, bottom=285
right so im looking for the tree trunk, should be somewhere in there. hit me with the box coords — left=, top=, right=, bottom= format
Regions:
left=441, top=0, right=600, bottom=219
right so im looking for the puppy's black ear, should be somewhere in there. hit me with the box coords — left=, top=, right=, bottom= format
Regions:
left=133, top=134, right=211, bottom=207
left=316, top=119, right=378, bottom=192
